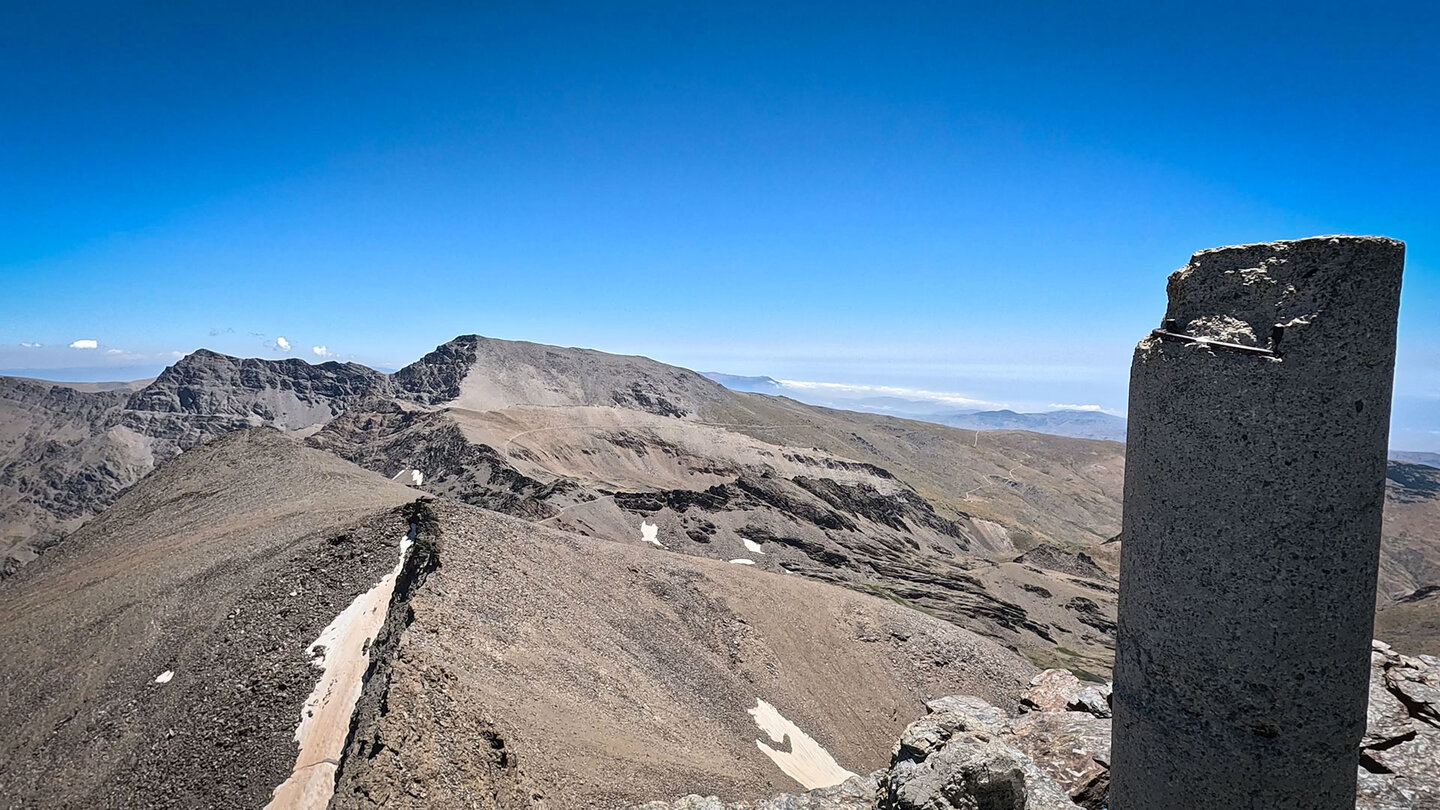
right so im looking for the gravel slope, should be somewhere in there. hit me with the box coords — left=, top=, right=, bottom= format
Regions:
left=0, top=429, right=419, bottom=809
left=331, top=499, right=1034, bottom=809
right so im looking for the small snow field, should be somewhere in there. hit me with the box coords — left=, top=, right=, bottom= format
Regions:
left=748, top=698, right=857, bottom=790
left=640, top=521, right=663, bottom=547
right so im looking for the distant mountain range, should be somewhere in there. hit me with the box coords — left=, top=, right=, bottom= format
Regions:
left=704, top=373, right=1440, bottom=458
left=1392, top=451, right=1440, bottom=470
left=703, top=372, right=1129, bottom=442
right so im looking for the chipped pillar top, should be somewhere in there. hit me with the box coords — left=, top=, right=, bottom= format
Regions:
left=1145, top=234, right=1404, bottom=355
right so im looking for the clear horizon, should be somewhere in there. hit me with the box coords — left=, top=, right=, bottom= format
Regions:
left=2, top=3, right=1436, bottom=449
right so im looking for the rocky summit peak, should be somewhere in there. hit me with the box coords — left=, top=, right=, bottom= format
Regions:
left=393, top=333, right=732, bottom=417
left=126, top=349, right=389, bottom=427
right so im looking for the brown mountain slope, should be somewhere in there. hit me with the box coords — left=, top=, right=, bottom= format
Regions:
left=1374, top=462, right=1440, bottom=655
left=310, top=336, right=1127, bottom=674
left=0, top=426, right=1035, bottom=809
left=331, top=498, right=1034, bottom=809
left=0, top=429, right=420, bottom=809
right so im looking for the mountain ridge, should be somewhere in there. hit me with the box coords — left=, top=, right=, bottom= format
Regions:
left=3, top=336, right=1437, bottom=667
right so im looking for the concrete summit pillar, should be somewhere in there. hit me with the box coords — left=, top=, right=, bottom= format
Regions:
left=1111, top=236, right=1405, bottom=809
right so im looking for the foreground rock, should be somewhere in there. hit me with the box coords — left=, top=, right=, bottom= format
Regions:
left=638, top=645, right=1440, bottom=810
left=1359, top=641, right=1440, bottom=808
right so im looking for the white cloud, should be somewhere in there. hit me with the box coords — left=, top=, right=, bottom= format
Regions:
left=275, top=336, right=291, bottom=351
left=1048, top=403, right=1104, bottom=412
left=170, top=351, right=186, bottom=359
left=19, top=342, right=41, bottom=348
left=312, top=345, right=331, bottom=357
left=69, top=339, right=98, bottom=349
left=775, top=378, right=1000, bottom=409
left=106, top=348, right=124, bottom=355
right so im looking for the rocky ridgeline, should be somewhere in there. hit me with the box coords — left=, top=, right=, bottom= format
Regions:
left=125, top=349, right=389, bottom=429
left=635, top=640, right=1440, bottom=810
left=1, top=350, right=391, bottom=574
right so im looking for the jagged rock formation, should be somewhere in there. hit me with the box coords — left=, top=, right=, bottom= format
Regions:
left=393, top=334, right=727, bottom=416
left=873, top=697, right=1083, bottom=810
left=125, top=348, right=388, bottom=428
left=0, top=377, right=137, bottom=571
left=0, top=351, right=390, bottom=575
left=1359, top=641, right=1440, bottom=808
left=1011, top=544, right=1111, bottom=582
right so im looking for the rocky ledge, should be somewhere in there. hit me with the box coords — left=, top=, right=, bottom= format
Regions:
left=635, top=641, right=1440, bottom=810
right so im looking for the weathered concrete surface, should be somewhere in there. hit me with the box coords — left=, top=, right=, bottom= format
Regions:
left=1112, top=236, right=1406, bottom=809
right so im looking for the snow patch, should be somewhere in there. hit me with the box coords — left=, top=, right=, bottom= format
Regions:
left=154, top=670, right=174, bottom=684
left=266, top=531, right=413, bottom=810
left=748, top=698, right=857, bottom=790
left=391, top=468, right=424, bottom=487
left=742, top=537, right=766, bottom=555
left=640, top=521, right=663, bottom=547
left=729, top=558, right=756, bottom=565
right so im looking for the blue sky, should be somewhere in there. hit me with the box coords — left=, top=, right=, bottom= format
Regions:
left=2, top=2, right=1437, bottom=448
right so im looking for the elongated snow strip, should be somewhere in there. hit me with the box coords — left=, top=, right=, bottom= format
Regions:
left=748, top=698, right=857, bottom=790
left=265, top=531, right=413, bottom=810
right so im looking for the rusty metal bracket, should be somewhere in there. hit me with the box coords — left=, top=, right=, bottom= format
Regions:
left=1151, top=319, right=1283, bottom=357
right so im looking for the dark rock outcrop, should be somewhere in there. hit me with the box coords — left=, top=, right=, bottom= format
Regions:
left=308, top=402, right=569, bottom=520
left=876, top=699, right=1081, bottom=810
left=1012, top=544, right=1111, bottom=582
left=126, top=349, right=389, bottom=427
